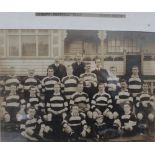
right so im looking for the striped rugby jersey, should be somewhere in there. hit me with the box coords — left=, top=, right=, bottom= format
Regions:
left=25, top=117, right=43, bottom=130
left=121, top=112, right=137, bottom=129
left=47, top=93, right=68, bottom=112
left=107, top=76, right=120, bottom=92
left=62, top=113, right=87, bottom=130
left=4, top=76, right=23, bottom=92
left=61, top=75, right=79, bottom=100
left=115, top=90, right=133, bottom=105
left=4, top=94, right=26, bottom=107
left=128, top=76, right=142, bottom=96
left=80, top=72, right=97, bottom=88
left=91, top=92, right=112, bottom=113
left=70, top=92, right=90, bottom=112
left=26, top=96, right=44, bottom=109
left=136, top=92, right=153, bottom=113
left=23, top=76, right=42, bottom=91
left=41, top=76, right=60, bottom=92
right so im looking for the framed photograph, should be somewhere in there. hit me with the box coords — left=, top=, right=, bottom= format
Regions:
left=0, top=12, right=155, bottom=142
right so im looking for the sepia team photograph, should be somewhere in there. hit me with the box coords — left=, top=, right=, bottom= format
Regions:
left=0, top=12, right=155, bottom=142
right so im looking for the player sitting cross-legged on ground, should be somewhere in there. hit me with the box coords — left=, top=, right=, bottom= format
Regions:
left=0, top=102, right=10, bottom=129
left=93, top=114, right=121, bottom=141
left=120, top=103, right=137, bottom=137
left=62, top=105, right=89, bottom=141
left=20, top=107, right=44, bottom=141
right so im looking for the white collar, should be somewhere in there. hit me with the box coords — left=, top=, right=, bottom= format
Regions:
left=55, top=64, right=59, bottom=66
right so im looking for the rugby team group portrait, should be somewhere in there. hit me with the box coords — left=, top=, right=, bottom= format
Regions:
left=0, top=54, right=155, bottom=141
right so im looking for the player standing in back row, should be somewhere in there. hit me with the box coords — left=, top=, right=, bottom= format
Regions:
left=128, top=66, right=143, bottom=111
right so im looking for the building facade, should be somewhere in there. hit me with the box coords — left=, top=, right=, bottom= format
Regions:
left=0, top=29, right=155, bottom=93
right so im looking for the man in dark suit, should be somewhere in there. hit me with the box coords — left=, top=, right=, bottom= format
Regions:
left=92, top=58, right=109, bottom=83
left=72, top=54, right=85, bottom=77
left=49, top=57, right=67, bottom=80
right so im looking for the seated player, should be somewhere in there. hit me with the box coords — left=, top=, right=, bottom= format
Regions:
left=41, top=66, right=60, bottom=107
left=62, top=105, right=89, bottom=141
left=26, top=86, right=45, bottom=116
left=93, top=114, right=121, bottom=141
left=136, top=83, right=154, bottom=134
left=47, top=83, right=68, bottom=141
left=107, top=66, right=120, bottom=103
left=3, top=84, right=26, bottom=130
left=38, top=113, right=54, bottom=140
left=88, top=83, right=113, bottom=120
left=4, top=66, right=23, bottom=96
left=80, top=62, right=97, bottom=100
left=0, top=102, right=10, bottom=129
left=20, top=107, right=44, bottom=141
left=22, top=68, right=42, bottom=99
left=114, top=79, right=133, bottom=117
left=61, top=64, right=79, bottom=105
left=70, top=82, right=90, bottom=117
left=120, top=103, right=137, bottom=137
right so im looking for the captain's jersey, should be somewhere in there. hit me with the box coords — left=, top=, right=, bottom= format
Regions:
left=61, top=75, right=79, bottom=100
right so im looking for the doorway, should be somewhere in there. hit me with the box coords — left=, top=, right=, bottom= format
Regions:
left=126, top=55, right=142, bottom=76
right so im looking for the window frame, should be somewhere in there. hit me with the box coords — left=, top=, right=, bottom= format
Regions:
left=107, top=35, right=140, bottom=54
left=0, top=30, right=7, bottom=58
left=5, top=29, right=51, bottom=58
